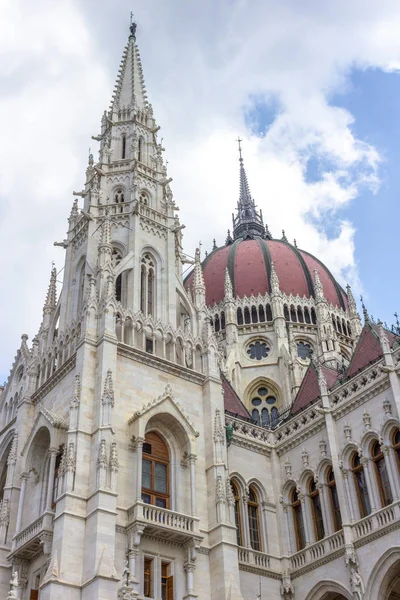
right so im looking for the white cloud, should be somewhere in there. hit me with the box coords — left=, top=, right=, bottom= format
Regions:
left=2, top=0, right=400, bottom=378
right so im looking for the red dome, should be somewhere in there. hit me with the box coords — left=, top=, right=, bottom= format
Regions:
left=185, top=237, right=347, bottom=309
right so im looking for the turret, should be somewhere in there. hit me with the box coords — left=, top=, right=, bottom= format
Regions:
left=314, top=269, right=340, bottom=363
left=346, top=284, right=362, bottom=338
left=223, top=268, right=237, bottom=352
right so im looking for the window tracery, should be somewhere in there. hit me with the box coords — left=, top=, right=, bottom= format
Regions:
left=247, top=341, right=270, bottom=361
left=142, top=432, right=169, bottom=508
left=371, top=440, right=393, bottom=507
left=140, top=253, right=156, bottom=317
left=309, top=479, right=324, bottom=541
left=291, top=488, right=306, bottom=551
left=248, top=486, right=261, bottom=551
left=249, top=383, right=279, bottom=427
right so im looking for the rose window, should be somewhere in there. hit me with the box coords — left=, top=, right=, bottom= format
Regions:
left=247, top=341, right=270, bottom=360
left=251, top=386, right=279, bottom=427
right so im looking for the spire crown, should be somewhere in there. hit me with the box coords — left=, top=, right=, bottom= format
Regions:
left=232, top=139, right=266, bottom=241
left=43, top=265, right=57, bottom=312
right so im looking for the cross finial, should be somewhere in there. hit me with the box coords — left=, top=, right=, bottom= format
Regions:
left=237, top=137, right=243, bottom=162
left=129, top=12, right=137, bottom=37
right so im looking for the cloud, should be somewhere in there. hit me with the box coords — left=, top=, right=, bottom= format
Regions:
left=1, top=0, right=400, bottom=378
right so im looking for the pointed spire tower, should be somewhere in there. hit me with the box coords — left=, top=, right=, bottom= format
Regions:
left=232, top=139, right=268, bottom=240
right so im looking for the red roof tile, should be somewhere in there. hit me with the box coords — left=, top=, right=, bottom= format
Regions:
left=291, top=364, right=339, bottom=415
left=222, top=376, right=250, bottom=418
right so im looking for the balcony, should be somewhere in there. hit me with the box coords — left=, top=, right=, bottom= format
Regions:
left=290, top=530, right=345, bottom=573
left=238, top=547, right=281, bottom=573
left=9, top=511, right=53, bottom=561
left=352, top=500, right=400, bottom=544
left=127, top=501, right=201, bottom=544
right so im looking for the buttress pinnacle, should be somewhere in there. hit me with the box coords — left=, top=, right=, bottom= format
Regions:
left=43, top=265, right=57, bottom=312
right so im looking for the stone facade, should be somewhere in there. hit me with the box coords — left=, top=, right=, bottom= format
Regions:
left=1, top=22, right=400, bottom=600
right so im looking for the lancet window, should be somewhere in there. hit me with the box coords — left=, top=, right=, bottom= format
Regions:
left=142, top=432, right=169, bottom=508
left=140, top=253, right=156, bottom=317
left=393, top=429, right=400, bottom=469
left=248, top=486, right=261, bottom=551
left=121, top=134, right=126, bottom=159
left=309, top=479, right=324, bottom=541
left=291, top=488, right=306, bottom=551
left=231, top=481, right=243, bottom=546
left=351, top=453, right=371, bottom=518
left=371, top=440, right=393, bottom=507
left=326, top=467, right=342, bottom=532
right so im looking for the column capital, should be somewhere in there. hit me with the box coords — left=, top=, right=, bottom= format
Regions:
left=49, top=446, right=59, bottom=457
left=20, top=472, right=29, bottom=482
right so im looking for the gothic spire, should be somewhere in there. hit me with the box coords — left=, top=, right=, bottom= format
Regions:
left=109, top=20, right=148, bottom=116
left=43, top=264, right=57, bottom=312
left=232, top=139, right=267, bottom=241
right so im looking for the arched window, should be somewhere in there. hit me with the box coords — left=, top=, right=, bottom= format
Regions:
left=347, top=322, right=352, bottom=336
left=138, top=137, right=144, bottom=162
left=259, top=305, right=265, bottom=322
left=251, top=306, right=258, bottom=323
left=140, top=253, right=156, bottom=317
left=271, top=406, right=279, bottom=427
left=221, top=312, right=226, bottom=330
left=248, top=487, right=261, bottom=551
left=304, top=307, right=311, bottom=324
left=244, top=307, right=251, bottom=325
left=52, top=449, right=64, bottom=509
left=311, top=308, right=317, bottom=324
left=284, top=305, right=290, bottom=322
left=342, top=319, right=348, bottom=336
left=261, top=408, right=270, bottom=427
left=237, top=308, right=243, bottom=325
left=351, top=453, right=371, bottom=518
left=77, top=261, right=86, bottom=315
left=392, top=429, right=400, bottom=469
left=252, top=409, right=260, bottom=425
left=231, top=481, right=243, bottom=546
left=337, top=317, right=342, bottom=334
left=291, top=488, right=306, bottom=551
left=297, top=306, right=304, bottom=323
left=309, top=479, right=324, bottom=541
left=140, top=190, right=149, bottom=206
left=0, top=460, right=8, bottom=503
left=371, top=441, right=393, bottom=507
left=266, top=304, right=273, bottom=322
left=142, top=432, right=169, bottom=508
left=115, top=274, right=122, bottom=302
left=326, top=467, right=342, bottom=532
left=121, top=134, right=126, bottom=159
left=290, top=305, right=297, bottom=322
left=332, top=315, right=337, bottom=331
left=114, top=189, right=125, bottom=213
left=214, top=315, right=220, bottom=333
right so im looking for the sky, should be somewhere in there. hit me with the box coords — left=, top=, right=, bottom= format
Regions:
left=1, top=0, right=400, bottom=382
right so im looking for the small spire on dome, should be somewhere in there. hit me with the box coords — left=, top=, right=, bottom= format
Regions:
left=232, top=138, right=265, bottom=241
left=346, top=284, right=357, bottom=314
left=293, top=239, right=297, bottom=248
left=225, top=229, right=233, bottom=245
left=270, top=261, right=280, bottom=294
left=224, top=268, right=233, bottom=299
left=281, top=230, right=288, bottom=243
left=360, top=295, right=370, bottom=323
left=212, top=239, right=217, bottom=251
left=314, top=269, right=324, bottom=301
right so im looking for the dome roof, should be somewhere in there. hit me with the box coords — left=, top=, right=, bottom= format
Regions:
left=185, top=237, right=347, bottom=309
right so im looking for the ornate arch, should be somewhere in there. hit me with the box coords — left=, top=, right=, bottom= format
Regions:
left=365, top=547, right=400, bottom=599
left=305, top=580, right=352, bottom=600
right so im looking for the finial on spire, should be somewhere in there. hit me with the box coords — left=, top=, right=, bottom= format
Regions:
left=360, top=295, right=370, bottom=323
left=225, top=229, right=233, bottom=245
left=129, top=12, right=137, bottom=38
left=281, top=230, right=288, bottom=242
left=224, top=268, right=233, bottom=299
left=232, top=139, right=265, bottom=241
left=293, top=239, right=297, bottom=248
left=314, top=269, right=324, bottom=301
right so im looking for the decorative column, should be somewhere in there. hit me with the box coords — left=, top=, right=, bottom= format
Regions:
left=385, top=446, right=400, bottom=500
left=46, top=448, right=59, bottom=511
left=189, top=454, right=197, bottom=516
left=360, top=457, right=377, bottom=512
left=15, top=473, right=28, bottom=534
left=97, top=440, right=108, bottom=489
left=135, top=439, right=144, bottom=501
left=300, top=493, right=311, bottom=546
left=183, top=540, right=199, bottom=600
left=341, top=469, right=355, bottom=522
left=317, top=483, right=332, bottom=536
left=281, top=503, right=293, bottom=555
left=110, top=441, right=119, bottom=491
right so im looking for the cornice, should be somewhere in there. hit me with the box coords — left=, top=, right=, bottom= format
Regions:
left=117, top=344, right=205, bottom=385
left=238, top=563, right=282, bottom=579
left=31, top=354, right=76, bottom=404
left=290, top=547, right=345, bottom=579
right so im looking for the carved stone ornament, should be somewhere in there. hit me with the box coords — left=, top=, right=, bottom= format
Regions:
left=226, top=477, right=235, bottom=506
left=319, top=439, right=327, bottom=458
left=66, top=442, right=76, bottom=472
left=301, top=448, right=309, bottom=468
left=344, top=422, right=352, bottom=441
left=363, top=410, right=371, bottom=431
left=216, top=476, right=225, bottom=504
left=102, top=369, right=115, bottom=407
left=70, top=374, right=81, bottom=407
left=7, top=434, right=18, bottom=466
left=98, top=439, right=108, bottom=468
left=284, top=459, right=292, bottom=479
left=110, top=441, right=119, bottom=471
left=213, top=409, right=225, bottom=444
left=383, top=397, right=392, bottom=419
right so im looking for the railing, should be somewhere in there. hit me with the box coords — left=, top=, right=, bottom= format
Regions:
left=127, top=501, right=200, bottom=538
left=238, top=547, right=271, bottom=569
left=352, top=501, right=400, bottom=541
left=139, top=204, right=168, bottom=226
left=13, top=515, right=44, bottom=551
left=290, top=530, right=345, bottom=571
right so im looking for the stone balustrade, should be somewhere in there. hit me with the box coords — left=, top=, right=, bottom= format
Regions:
left=127, top=501, right=201, bottom=544
left=290, top=530, right=345, bottom=572
left=352, top=500, right=400, bottom=542
left=10, top=510, right=53, bottom=560
left=237, top=546, right=282, bottom=572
